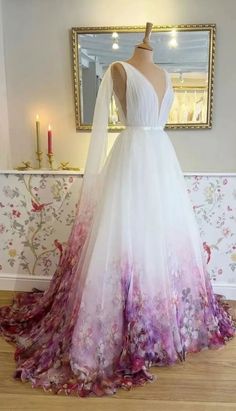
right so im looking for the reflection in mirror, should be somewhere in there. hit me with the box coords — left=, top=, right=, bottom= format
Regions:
left=72, top=25, right=215, bottom=131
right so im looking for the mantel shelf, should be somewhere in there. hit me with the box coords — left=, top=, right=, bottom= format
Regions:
left=0, top=170, right=236, bottom=176
left=0, top=169, right=84, bottom=175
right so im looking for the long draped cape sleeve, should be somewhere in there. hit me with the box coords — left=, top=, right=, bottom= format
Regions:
left=63, top=64, right=114, bottom=260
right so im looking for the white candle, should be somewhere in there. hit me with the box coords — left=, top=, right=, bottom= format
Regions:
left=36, top=114, right=40, bottom=153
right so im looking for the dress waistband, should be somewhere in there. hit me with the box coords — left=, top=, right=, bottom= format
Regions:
left=125, top=125, right=164, bottom=130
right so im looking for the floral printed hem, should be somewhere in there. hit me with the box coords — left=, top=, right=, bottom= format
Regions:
left=1, top=276, right=236, bottom=397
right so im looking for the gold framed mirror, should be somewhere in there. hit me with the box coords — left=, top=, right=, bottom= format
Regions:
left=71, top=24, right=216, bottom=131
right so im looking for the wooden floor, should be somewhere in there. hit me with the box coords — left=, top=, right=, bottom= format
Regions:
left=0, top=290, right=236, bottom=411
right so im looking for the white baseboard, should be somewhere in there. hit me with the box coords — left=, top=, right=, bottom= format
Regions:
left=1, top=273, right=236, bottom=301
left=0, top=273, right=50, bottom=292
left=212, top=282, right=236, bottom=301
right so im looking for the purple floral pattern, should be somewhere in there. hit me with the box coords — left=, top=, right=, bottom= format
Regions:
left=0, top=246, right=235, bottom=397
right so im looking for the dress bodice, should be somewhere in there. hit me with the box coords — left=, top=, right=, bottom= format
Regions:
left=111, top=61, right=175, bottom=128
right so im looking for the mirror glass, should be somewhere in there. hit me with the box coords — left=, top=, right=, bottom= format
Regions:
left=72, top=25, right=215, bottom=131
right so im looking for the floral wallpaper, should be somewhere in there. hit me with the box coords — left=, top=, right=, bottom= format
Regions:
left=0, top=173, right=82, bottom=277
left=185, top=175, right=236, bottom=285
left=0, top=173, right=235, bottom=287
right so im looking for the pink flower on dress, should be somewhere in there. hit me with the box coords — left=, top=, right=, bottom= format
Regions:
left=132, top=357, right=145, bottom=372
left=12, top=209, right=21, bottom=218
left=171, top=294, right=180, bottom=305
left=222, top=227, right=230, bottom=237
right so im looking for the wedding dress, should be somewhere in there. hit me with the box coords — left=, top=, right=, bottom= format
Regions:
left=0, top=61, right=236, bottom=397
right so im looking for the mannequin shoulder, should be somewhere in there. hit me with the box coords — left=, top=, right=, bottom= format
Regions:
left=110, top=62, right=126, bottom=82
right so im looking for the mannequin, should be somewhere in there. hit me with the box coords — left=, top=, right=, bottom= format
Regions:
left=111, top=22, right=166, bottom=116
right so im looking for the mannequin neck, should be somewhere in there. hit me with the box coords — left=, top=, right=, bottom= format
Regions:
left=128, top=46, right=154, bottom=64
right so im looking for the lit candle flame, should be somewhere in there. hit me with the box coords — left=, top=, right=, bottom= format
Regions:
left=48, top=124, right=51, bottom=131
left=36, top=114, right=39, bottom=121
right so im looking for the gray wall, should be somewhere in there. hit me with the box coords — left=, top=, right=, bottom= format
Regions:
left=0, top=0, right=11, bottom=168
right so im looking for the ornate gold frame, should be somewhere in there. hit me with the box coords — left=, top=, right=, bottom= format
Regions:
left=71, top=24, right=216, bottom=131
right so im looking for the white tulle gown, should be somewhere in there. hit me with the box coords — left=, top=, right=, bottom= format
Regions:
left=0, top=60, right=236, bottom=397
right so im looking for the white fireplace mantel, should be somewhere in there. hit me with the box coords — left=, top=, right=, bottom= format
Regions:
left=1, top=169, right=236, bottom=176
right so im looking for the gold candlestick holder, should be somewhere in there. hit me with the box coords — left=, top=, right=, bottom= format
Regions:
left=15, top=161, right=34, bottom=171
left=15, top=155, right=81, bottom=172
left=47, top=152, right=54, bottom=169
left=36, top=150, right=43, bottom=169
left=57, top=161, right=81, bottom=171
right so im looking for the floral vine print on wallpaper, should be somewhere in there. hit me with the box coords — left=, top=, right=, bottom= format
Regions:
left=185, top=175, right=236, bottom=284
left=0, top=173, right=235, bottom=285
left=0, top=174, right=82, bottom=277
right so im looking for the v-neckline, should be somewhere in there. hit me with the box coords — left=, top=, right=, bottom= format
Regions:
left=116, top=60, right=169, bottom=118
